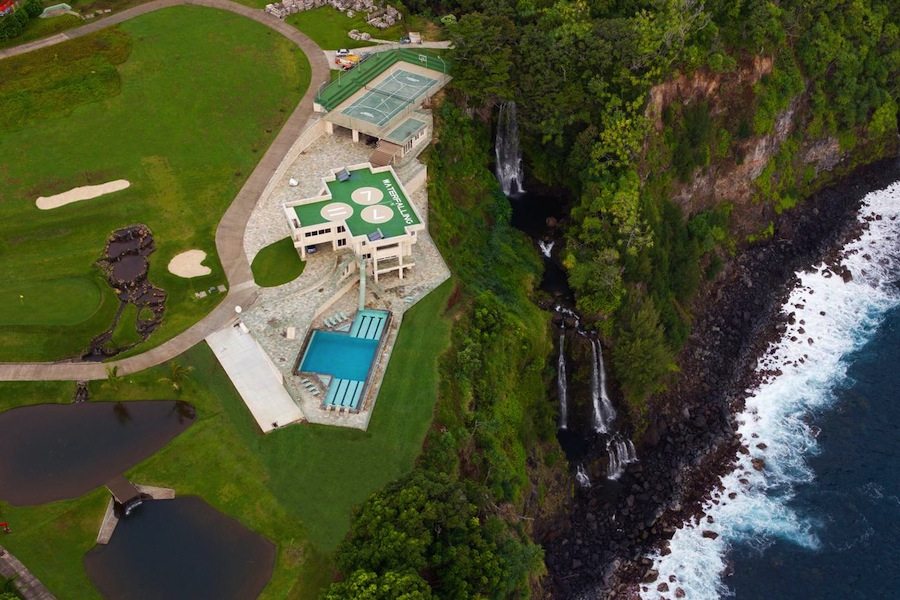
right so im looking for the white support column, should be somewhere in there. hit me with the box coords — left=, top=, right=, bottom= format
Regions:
left=325, top=121, right=334, bottom=135
left=352, top=128, right=359, bottom=143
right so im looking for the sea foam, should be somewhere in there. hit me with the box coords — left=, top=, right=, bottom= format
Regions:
left=639, top=181, right=900, bottom=599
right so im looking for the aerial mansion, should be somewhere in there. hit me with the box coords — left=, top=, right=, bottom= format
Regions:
left=283, top=163, right=424, bottom=282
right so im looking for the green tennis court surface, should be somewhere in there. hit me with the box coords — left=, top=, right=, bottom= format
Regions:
left=341, top=70, right=438, bottom=126
left=293, top=166, right=421, bottom=239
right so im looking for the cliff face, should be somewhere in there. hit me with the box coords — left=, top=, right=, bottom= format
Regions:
left=643, top=57, right=895, bottom=238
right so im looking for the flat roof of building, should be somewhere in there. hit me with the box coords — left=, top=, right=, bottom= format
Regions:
left=292, top=165, right=421, bottom=240
left=385, top=117, right=427, bottom=144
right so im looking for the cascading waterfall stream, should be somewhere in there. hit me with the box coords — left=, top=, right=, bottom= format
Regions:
left=539, top=240, right=554, bottom=258
left=590, top=339, right=617, bottom=434
left=607, top=436, right=638, bottom=480
left=495, top=101, right=525, bottom=196
left=557, top=328, right=568, bottom=430
left=575, top=464, right=592, bottom=488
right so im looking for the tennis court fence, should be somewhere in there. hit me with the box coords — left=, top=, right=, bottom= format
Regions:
left=316, top=49, right=450, bottom=111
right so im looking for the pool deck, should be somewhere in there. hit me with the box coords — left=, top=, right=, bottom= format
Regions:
left=206, top=325, right=305, bottom=433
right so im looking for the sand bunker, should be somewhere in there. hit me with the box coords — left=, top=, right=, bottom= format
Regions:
left=36, top=180, right=131, bottom=210
left=168, top=250, right=211, bottom=278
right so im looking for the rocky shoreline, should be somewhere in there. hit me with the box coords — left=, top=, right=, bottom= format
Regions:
left=539, top=155, right=900, bottom=599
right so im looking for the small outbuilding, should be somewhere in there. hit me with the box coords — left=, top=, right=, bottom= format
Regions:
left=106, top=475, right=145, bottom=517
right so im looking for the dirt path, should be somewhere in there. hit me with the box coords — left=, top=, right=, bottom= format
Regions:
left=0, top=0, right=330, bottom=381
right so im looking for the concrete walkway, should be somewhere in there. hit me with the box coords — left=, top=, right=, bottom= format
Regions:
left=0, top=545, right=57, bottom=600
left=0, top=0, right=330, bottom=381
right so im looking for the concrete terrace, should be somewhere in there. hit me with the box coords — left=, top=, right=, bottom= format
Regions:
left=206, top=325, right=305, bottom=432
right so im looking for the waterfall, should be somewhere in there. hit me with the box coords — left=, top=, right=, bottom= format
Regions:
left=606, top=436, right=638, bottom=480
left=575, top=464, right=592, bottom=488
left=495, top=101, right=525, bottom=196
left=557, top=329, right=568, bottom=430
left=538, top=240, right=554, bottom=258
left=590, top=339, right=617, bottom=433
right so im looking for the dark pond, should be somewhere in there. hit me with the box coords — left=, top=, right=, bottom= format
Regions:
left=84, top=496, right=276, bottom=600
left=0, top=401, right=194, bottom=505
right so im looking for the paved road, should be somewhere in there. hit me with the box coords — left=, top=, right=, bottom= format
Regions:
left=0, top=0, right=330, bottom=381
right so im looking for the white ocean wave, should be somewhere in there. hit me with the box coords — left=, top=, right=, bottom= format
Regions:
left=639, top=181, right=900, bottom=600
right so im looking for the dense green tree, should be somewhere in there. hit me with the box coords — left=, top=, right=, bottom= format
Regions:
left=328, top=470, right=539, bottom=599
left=324, top=570, right=433, bottom=600
left=23, top=0, right=42, bottom=18
left=447, top=12, right=515, bottom=105
left=612, top=289, right=675, bottom=420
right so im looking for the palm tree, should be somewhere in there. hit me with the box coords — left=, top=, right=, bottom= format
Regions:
left=158, top=362, right=194, bottom=393
left=103, top=365, right=122, bottom=391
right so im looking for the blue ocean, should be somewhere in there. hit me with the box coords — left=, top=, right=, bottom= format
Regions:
left=727, top=303, right=900, bottom=598
left=639, top=181, right=900, bottom=599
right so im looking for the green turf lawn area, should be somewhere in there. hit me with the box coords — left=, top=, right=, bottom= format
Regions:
left=0, top=6, right=310, bottom=362
left=0, top=279, right=454, bottom=598
left=285, top=6, right=404, bottom=50
left=251, top=237, right=306, bottom=287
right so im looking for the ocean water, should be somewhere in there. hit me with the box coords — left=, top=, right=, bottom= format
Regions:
left=640, top=180, right=900, bottom=599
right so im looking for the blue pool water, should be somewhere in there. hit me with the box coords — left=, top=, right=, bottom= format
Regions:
left=300, top=331, right=377, bottom=381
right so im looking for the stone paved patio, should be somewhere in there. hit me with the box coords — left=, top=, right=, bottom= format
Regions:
left=244, top=129, right=371, bottom=261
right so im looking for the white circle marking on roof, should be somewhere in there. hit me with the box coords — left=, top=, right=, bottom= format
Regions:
left=320, top=202, right=354, bottom=221
left=351, top=187, right=384, bottom=205
left=361, top=205, right=394, bottom=225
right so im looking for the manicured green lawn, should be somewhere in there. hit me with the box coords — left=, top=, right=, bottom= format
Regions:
left=0, top=6, right=310, bottom=362
left=0, top=279, right=454, bottom=598
left=286, top=6, right=404, bottom=50
left=0, top=277, right=103, bottom=326
left=251, top=237, right=306, bottom=287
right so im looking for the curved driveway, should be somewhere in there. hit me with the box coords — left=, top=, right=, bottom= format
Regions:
left=0, top=0, right=330, bottom=381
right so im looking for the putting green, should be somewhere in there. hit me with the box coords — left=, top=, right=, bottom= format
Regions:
left=0, top=277, right=104, bottom=327
left=0, top=5, right=311, bottom=361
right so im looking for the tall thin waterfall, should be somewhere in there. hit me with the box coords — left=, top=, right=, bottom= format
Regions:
left=607, top=436, right=638, bottom=480
left=495, top=101, right=525, bottom=195
left=575, top=464, right=592, bottom=488
left=557, top=329, right=568, bottom=430
left=590, top=339, right=617, bottom=433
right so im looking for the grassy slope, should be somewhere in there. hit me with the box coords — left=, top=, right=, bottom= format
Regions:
left=251, top=237, right=306, bottom=287
left=285, top=6, right=403, bottom=50
left=0, top=279, right=454, bottom=599
left=0, top=6, right=309, bottom=361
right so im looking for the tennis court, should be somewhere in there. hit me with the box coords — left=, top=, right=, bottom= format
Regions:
left=341, top=69, right=438, bottom=127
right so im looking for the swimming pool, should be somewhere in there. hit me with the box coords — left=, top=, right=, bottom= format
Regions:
left=299, top=331, right=378, bottom=381
left=297, top=309, right=391, bottom=411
